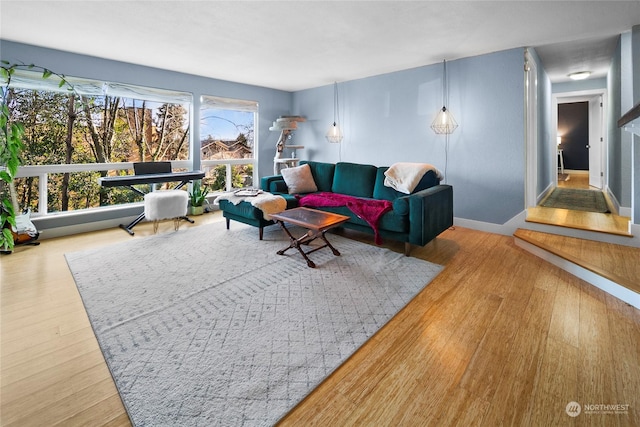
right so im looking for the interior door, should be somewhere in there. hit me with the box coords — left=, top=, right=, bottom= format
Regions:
left=588, top=95, right=603, bottom=188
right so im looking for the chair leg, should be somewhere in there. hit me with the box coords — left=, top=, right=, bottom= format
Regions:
left=259, top=226, right=264, bottom=240
left=225, top=218, right=230, bottom=230
left=404, top=242, right=411, bottom=257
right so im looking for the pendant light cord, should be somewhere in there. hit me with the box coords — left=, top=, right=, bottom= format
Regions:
left=334, top=82, right=342, bottom=161
left=333, top=82, right=340, bottom=125
left=443, top=60, right=448, bottom=110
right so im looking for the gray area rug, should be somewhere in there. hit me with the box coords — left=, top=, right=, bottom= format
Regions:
left=540, top=187, right=610, bottom=213
left=65, top=222, right=443, bottom=426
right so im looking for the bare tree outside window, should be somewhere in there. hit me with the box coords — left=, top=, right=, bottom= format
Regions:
left=6, top=78, right=191, bottom=213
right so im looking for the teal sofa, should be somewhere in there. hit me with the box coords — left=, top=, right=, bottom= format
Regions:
left=260, top=161, right=453, bottom=255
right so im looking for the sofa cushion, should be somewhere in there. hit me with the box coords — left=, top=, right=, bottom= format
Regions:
left=413, top=169, right=442, bottom=191
left=373, top=167, right=404, bottom=201
left=331, top=162, right=377, bottom=198
left=279, top=193, right=300, bottom=209
left=301, top=161, right=335, bottom=192
left=218, top=199, right=265, bottom=220
left=378, top=210, right=408, bottom=233
left=392, top=197, right=410, bottom=216
left=280, top=163, right=318, bottom=194
left=268, top=179, right=289, bottom=194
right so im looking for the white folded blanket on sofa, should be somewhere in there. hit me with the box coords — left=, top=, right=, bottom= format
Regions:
left=383, top=162, right=443, bottom=194
left=214, top=191, right=286, bottom=220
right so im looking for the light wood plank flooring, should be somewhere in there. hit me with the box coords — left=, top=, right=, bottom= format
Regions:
left=2, top=212, right=639, bottom=426
left=558, top=172, right=591, bottom=190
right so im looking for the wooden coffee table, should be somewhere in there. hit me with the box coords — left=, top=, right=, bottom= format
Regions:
left=269, top=207, right=350, bottom=268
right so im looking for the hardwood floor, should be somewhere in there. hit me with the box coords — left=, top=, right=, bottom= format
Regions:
left=2, top=213, right=639, bottom=426
left=527, top=172, right=632, bottom=237
left=557, top=172, right=591, bottom=190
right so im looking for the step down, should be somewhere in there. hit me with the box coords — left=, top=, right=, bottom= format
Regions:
left=514, top=229, right=639, bottom=309
left=526, top=206, right=632, bottom=237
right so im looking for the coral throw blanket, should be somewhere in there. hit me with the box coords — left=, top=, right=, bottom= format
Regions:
left=298, top=192, right=392, bottom=244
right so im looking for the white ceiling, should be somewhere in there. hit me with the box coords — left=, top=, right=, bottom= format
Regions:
left=1, top=1, right=639, bottom=91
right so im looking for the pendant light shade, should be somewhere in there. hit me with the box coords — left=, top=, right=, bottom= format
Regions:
left=431, top=60, right=458, bottom=135
left=326, top=82, right=343, bottom=143
left=326, top=122, right=343, bottom=144
left=431, top=106, right=458, bottom=135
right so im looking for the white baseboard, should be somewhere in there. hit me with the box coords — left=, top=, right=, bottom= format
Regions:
left=36, top=216, right=139, bottom=240
left=564, top=169, right=589, bottom=175
left=537, top=182, right=554, bottom=205
left=454, top=213, right=525, bottom=236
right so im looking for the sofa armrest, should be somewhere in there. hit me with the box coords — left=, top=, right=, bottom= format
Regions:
left=260, top=175, right=288, bottom=193
left=407, top=185, right=453, bottom=246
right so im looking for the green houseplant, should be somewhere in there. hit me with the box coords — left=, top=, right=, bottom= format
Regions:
left=1, top=61, right=75, bottom=252
left=188, top=180, right=209, bottom=215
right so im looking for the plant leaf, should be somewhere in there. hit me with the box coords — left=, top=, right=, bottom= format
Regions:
left=2, top=227, right=15, bottom=251
left=2, top=198, right=15, bottom=214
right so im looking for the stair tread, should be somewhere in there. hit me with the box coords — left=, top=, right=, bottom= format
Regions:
left=526, top=206, right=632, bottom=236
left=514, top=228, right=640, bottom=295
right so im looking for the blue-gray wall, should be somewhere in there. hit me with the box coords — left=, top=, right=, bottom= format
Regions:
left=292, top=48, right=526, bottom=224
left=604, top=26, right=639, bottom=225
left=617, top=31, right=635, bottom=215
left=553, top=77, right=607, bottom=94
left=530, top=48, right=554, bottom=198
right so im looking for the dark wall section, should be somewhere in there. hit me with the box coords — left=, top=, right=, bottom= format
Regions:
left=558, top=102, right=589, bottom=170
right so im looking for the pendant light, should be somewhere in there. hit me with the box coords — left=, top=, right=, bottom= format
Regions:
left=326, top=81, right=343, bottom=143
left=431, top=60, right=458, bottom=135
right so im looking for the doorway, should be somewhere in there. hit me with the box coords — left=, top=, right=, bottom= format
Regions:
left=554, top=90, right=605, bottom=191
left=557, top=101, right=589, bottom=183
left=526, top=88, right=630, bottom=236
left=544, top=90, right=610, bottom=217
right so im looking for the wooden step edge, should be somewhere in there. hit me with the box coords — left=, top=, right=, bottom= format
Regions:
left=513, top=229, right=640, bottom=296
left=524, top=213, right=633, bottom=237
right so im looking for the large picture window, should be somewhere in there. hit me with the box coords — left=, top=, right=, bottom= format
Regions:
left=200, top=95, right=257, bottom=191
left=3, top=70, right=192, bottom=214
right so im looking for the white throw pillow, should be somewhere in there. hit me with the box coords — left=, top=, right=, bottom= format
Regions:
left=281, top=164, right=318, bottom=194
